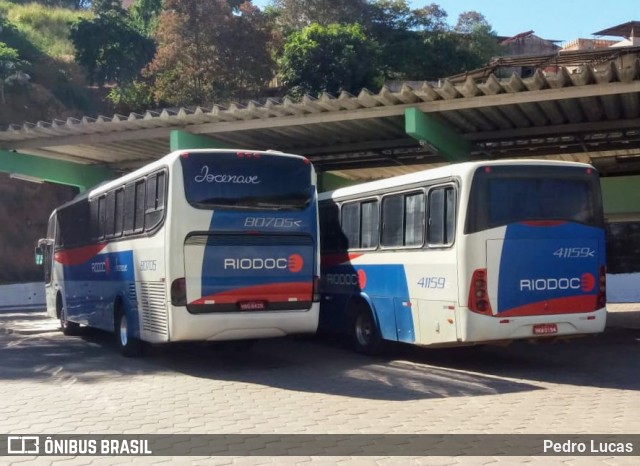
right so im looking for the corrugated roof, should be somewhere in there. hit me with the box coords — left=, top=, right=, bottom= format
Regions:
left=1, top=55, right=640, bottom=180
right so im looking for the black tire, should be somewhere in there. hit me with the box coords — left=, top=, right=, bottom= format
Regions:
left=115, top=308, right=143, bottom=357
left=59, top=298, right=80, bottom=336
left=351, top=303, right=384, bottom=355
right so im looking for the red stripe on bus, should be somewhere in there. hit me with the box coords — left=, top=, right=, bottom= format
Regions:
left=54, top=243, right=108, bottom=266
left=191, top=282, right=313, bottom=305
left=496, top=295, right=599, bottom=317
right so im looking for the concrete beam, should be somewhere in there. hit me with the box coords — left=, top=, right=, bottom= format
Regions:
left=405, top=107, right=471, bottom=162
left=170, top=130, right=238, bottom=151
left=0, top=150, right=115, bottom=191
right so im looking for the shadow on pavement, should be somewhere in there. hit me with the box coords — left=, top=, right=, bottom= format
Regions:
left=2, top=308, right=638, bottom=401
left=391, top=326, right=640, bottom=391
left=0, top=309, right=541, bottom=401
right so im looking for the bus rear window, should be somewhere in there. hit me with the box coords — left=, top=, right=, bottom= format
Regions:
left=465, top=165, right=603, bottom=234
left=181, top=152, right=313, bottom=210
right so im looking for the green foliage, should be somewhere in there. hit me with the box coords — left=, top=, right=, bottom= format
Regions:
left=8, top=1, right=90, bottom=8
left=70, top=6, right=155, bottom=86
left=365, top=0, right=499, bottom=81
left=2, top=1, right=90, bottom=58
left=107, top=80, right=155, bottom=114
left=278, top=23, right=382, bottom=98
left=0, top=41, right=27, bottom=103
left=271, top=0, right=370, bottom=30
left=129, top=0, right=162, bottom=35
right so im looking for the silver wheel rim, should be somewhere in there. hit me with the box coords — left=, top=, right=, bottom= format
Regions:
left=119, top=315, right=128, bottom=347
left=355, top=313, right=372, bottom=347
left=60, top=307, right=67, bottom=328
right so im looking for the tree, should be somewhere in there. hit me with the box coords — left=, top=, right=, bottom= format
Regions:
left=70, top=1, right=155, bottom=86
left=278, top=23, right=381, bottom=98
left=8, top=1, right=91, bottom=8
left=147, top=0, right=274, bottom=106
left=365, top=1, right=499, bottom=81
left=0, top=42, right=25, bottom=104
left=270, top=0, right=369, bottom=30
left=130, top=0, right=163, bottom=36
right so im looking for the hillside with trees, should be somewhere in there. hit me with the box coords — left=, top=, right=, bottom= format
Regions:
left=0, top=0, right=500, bottom=283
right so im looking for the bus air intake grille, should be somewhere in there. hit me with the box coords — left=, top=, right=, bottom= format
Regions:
left=185, top=234, right=313, bottom=247
left=139, top=282, right=168, bottom=335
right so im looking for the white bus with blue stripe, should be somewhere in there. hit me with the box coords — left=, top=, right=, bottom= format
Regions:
left=318, top=159, right=606, bottom=354
left=36, top=149, right=320, bottom=356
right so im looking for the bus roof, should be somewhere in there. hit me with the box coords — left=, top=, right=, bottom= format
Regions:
left=85, top=149, right=311, bottom=199
left=319, top=158, right=596, bottom=201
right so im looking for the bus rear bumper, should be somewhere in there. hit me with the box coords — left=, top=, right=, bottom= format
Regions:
left=461, top=307, right=607, bottom=343
left=168, top=303, right=319, bottom=342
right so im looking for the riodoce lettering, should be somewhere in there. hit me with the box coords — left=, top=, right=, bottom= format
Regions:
left=194, top=166, right=260, bottom=184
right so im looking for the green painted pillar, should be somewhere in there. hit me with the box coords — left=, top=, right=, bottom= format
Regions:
left=318, top=172, right=356, bottom=192
left=405, top=108, right=471, bottom=162
left=170, top=130, right=239, bottom=151
left=0, top=150, right=115, bottom=191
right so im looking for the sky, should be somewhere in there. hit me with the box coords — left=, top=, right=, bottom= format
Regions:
left=251, top=0, right=637, bottom=44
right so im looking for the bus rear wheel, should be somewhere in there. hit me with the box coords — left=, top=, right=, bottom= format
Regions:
left=116, top=308, right=143, bottom=358
left=352, top=304, right=384, bottom=355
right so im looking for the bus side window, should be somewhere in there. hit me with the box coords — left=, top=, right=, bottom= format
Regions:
left=145, top=171, right=166, bottom=232
left=382, top=192, right=424, bottom=248
left=381, top=195, right=404, bottom=247
left=360, top=200, right=379, bottom=249
left=123, top=180, right=146, bottom=236
left=428, top=186, right=456, bottom=246
left=341, top=202, right=360, bottom=249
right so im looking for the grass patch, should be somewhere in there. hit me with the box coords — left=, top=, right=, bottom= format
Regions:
left=1, top=1, right=91, bottom=59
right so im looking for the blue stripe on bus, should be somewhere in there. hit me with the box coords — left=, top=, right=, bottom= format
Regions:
left=202, top=210, right=317, bottom=298
left=322, top=263, right=415, bottom=343
left=498, top=222, right=604, bottom=313
left=62, top=250, right=135, bottom=282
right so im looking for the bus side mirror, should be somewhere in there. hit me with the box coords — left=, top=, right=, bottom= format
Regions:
left=34, top=246, right=44, bottom=266
left=35, top=238, right=51, bottom=266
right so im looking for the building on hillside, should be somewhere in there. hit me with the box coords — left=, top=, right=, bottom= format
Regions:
left=499, top=30, right=561, bottom=56
left=562, top=21, right=640, bottom=51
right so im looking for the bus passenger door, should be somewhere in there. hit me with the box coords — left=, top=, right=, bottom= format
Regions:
left=393, top=298, right=416, bottom=343
left=36, top=238, right=56, bottom=314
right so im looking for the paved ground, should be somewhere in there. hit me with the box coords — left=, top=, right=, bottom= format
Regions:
left=0, top=306, right=639, bottom=465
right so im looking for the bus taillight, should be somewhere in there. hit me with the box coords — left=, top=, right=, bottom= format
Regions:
left=171, top=278, right=187, bottom=306
left=598, top=265, right=606, bottom=308
left=468, top=269, right=493, bottom=315
left=312, top=275, right=320, bottom=302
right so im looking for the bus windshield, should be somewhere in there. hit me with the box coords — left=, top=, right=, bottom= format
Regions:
left=465, top=165, right=603, bottom=233
left=181, top=151, right=313, bottom=210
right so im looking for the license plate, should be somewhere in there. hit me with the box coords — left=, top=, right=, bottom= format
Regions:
left=533, top=323, right=558, bottom=335
left=238, top=301, right=266, bottom=311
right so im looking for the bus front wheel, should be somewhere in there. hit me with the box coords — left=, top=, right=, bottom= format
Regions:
left=351, top=304, right=384, bottom=355
left=115, top=308, right=143, bottom=358
left=58, top=297, right=79, bottom=336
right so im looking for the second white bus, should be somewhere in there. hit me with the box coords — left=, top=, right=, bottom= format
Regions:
left=319, top=159, right=607, bottom=354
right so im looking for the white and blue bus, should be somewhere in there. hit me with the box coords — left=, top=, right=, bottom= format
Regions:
left=36, top=149, right=320, bottom=356
left=319, top=159, right=606, bottom=354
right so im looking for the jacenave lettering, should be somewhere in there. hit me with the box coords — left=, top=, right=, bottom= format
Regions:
left=194, top=165, right=260, bottom=184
